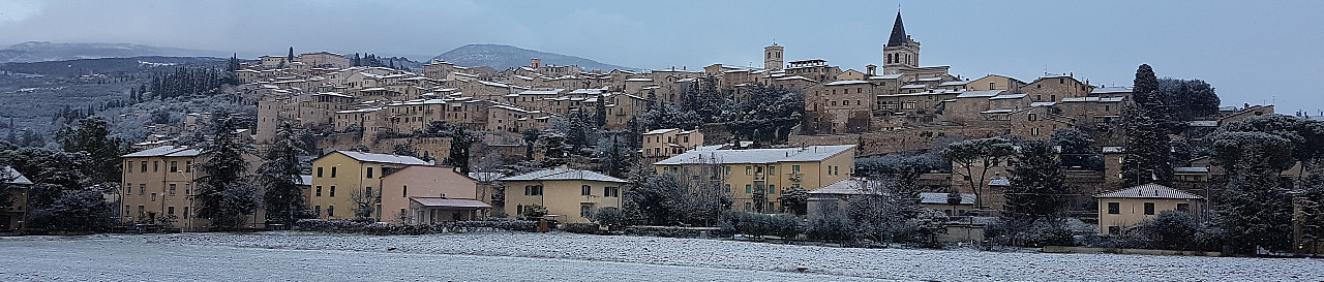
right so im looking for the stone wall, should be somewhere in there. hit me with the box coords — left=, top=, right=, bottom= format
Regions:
left=790, top=123, right=1011, bottom=156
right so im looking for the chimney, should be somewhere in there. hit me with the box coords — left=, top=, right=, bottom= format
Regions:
left=531, top=58, right=541, bottom=69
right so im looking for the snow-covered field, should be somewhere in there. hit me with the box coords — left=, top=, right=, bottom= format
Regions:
left=1, top=232, right=1320, bottom=281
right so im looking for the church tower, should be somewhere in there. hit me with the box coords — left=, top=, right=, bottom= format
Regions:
left=764, top=43, right=784, bottom=71
left=882, top=11, right=920, bottom=74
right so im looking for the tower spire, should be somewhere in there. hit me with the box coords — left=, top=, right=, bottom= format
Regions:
left=886, top=11, right=908, bottom=47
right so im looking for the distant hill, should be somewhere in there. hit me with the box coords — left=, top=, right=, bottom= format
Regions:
left=0, top=41, right=224, bottom=63
left=432, top=44, right=638, bottom=72
left=0, top=56, right=227, bottom=77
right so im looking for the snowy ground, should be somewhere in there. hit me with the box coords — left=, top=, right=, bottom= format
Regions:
left=0, top=232, right=1321, bottom=281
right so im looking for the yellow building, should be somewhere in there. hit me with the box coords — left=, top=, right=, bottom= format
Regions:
left=641, top=128, right=704, bottom=161
left=308, top=151, right=431, bottom=220
left=120, top=146, right=207, bottom=230
left=653, top=145, right=856, bottom=213
left=1095, top=183, right=1204, bottom=235
left=499, top=167, right=628, bottom=223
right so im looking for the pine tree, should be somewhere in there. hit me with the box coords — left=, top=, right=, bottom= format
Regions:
left=55, top=118, right=124, bottom=184
left=1122, top=64, right=1174, bottom=186
left=1211, top=131, right=1296, bottom=253
left=941, top=137, right=1015, bottom=209
left=1005, top=141, right=1068, bottom=223
left=259, top=122, right=306, bottom=227
left=595, top=93, right=608, bottom=128
left=445, top=127, right=473, bottom=173
left=195, top=112, right=256, bottom=230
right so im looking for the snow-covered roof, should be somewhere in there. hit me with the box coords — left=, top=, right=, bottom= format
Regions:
left=825, top=80, right=869, bottom=86
left=939, top=80, right=969, bottom=86
left=625, top=78, right=654, bottom=82
left=773, top=75, right=815, bottom=82
left=809, top=179, right=874, bottom=195
left=314, top=92, right=353, bottom=98
left=919, top=192, right=975, bottom=205
left=644, top=128, right=679, bottom=135
left=333, top=151, right=430, bottom=165
left=410, top=197, right=492, bottom=208
left=868, top=74, right=903, bottom=80
left=1173, top=167, right=1210, bottom=174
left=297, top=175, right=313, bottom=186
left=123, top=146, right=201, bottom=158
left=1102, top=146, right=1124, bottom=153
left=1090, top=87, right=1132, bottom=95
left=499, top=167, right=627, bottom=183
left=518, top=89, right=565, bottom=95
left=1060, top=97, right=1125, bottom=103
left=568, top=88, right=605, bottom=95
left=2, top=166, right=33, bottom=185
left=989, top=93, right=1027, bottom=100
left=1095, top=183, right=1202, bottom=200
left=956, top=90, right=1004, bottom=99
left=1187, top=120, right=1218, bottom=127
left=900, top=84, right=928, bottom=89
left=336, top=107, right=381, bottom=114
left=1030, top=102, right=1057, bottom=107
left=655, top=145, right=854, bottom=165
left=988, top=177, right=1010, bottom=186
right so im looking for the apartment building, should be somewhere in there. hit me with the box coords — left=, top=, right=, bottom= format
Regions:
left=307, top=151, right=431, bottom=220
left=653, top=145, right=856, bottom=213
left=641, top=128, right=704, bottom=160
left=500, top=168, right=628, bottom=223
left=120, top=146, right=264, bottom=231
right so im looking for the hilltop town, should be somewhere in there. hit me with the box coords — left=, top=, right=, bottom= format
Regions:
left=1, top=10, right=1322, bottom=265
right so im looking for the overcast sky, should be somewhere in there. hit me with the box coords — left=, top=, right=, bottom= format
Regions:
left=1, top=0, right=1321, bottom=112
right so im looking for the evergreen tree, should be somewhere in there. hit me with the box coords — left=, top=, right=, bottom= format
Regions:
left=195, top=112, right=256, bottom=230
left=287, top=47, right=295, bottom=62
left=446, top=127, right=474, bottom=173
left=1211, top=131, right=1296, bottom=253
left=941, top=137, right=1015, bottom=209
left=595, top=93, right=608, bottom=128
left=1122, top=64, right=1175, bottom=186
left=55, top=118, right=124, bottom=184
left=1005, top=141, right=1068, bottom=223
left=521, top=129, right=540, bottom=159
left=259, top=122, right=306, bottom=227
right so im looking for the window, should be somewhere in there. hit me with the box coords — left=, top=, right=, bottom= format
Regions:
left=139, top=184, right=146, bottom=195
left=169, top=184, right=177, bottom=195
left=745, top=166, right=752, bottom=175
left=792, top=165, right=801, bottom=173
left=183, top=207, right=189, bottom=219
left=169, top=161, right=178, bottom=172
left=330, top=186, right=336, bottom=197
left=402, top=185, right=408, bottom=197
left=314, top=206, right=321, bottom=217
left=127, top=161, right=133, bottom=174
left=327, top=206, right=335, bottom=217
left=745, top=184, right=752, bottom=193
left=366, top=167, right=374, bottom=178
left=744, top=202, right=752, bottom=211
left=724, top=184, right=731, bottom=193
left=1031, top=128, right=1040, bottom=136
left=317, top=167, right=324, bottom=177
left=185, top=161, right=191, bottom=173
left=315, top=186, right=322, bottom=197
left=184, top=184, right=190, bottom=195
left=1028, top=114, right=1038, bottom=121
left=153, top=161, right=159, bottom=172
left=366, top=187, right=373, bottom=199
left=580, top=204, right=592, bottom=218
left=768, top=185, right=776, bottom=194
left=140, top=162, right=147, bottom=173
left=581, top=185, right=592, bottom=196
left=151, top=193, right=157, bottom=201
left=126, top=184, right=132, bottom=195
left=331, top=167, right=337, bottom=177
left=167, top=206, right=175, bottom=216
left=1176, top=203, right=1190, bottom=212
left=138, top=205, right=145, bottom=217
left=604, top=187, right=619, bottom=197
left=1107, top=202, right=1120, bottom=214
left=525, top=185, right=543, bottom=196
left=1144, top=202, right=1155, bottom=215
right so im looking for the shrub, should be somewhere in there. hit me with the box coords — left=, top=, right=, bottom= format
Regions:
left=622, top=226, right=711, bottom=238
left=592, top=207, right=626, bottom=230
left=561, top=222, right=606, bottom=235
left=722, top=212, right=802, bottom=240
left=806, top=213, right=854, bottom=243
left=294, top=219, right=537, bottom=234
